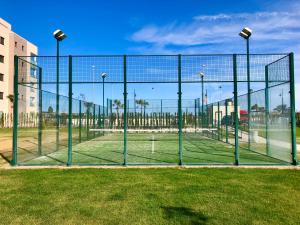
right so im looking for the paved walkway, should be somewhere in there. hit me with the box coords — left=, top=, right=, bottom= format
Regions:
left=239, top=130, right=300, bottom=151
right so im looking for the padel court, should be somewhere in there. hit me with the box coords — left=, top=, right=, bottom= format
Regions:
left=11, top=54, right=297, bottom=166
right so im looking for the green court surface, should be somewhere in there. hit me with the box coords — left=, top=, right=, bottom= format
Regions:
left=18, top=132, right=288, bottom=166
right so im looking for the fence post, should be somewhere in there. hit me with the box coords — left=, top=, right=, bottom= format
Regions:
left=67, top=55, right=73, bottom=166
left=178, top=54, right=183, bottom=165
left=289, top=53, right=298, bottom=165
left=194, top=99, right=197, bottom=132
left=87, top=103, right=90, bottom=140
left=233, top=54, right=239, bottom=165
left=160, top=99, right=163, bottom=127
left=265, top=66, right=270, bottom=156
left=79, top=100, right=82, bottom=143
left=218, top=101, right=220, bottom=141
left=123, top=55, right=128, bottom=166
left=110, top=99, right=113, bottom=129
left=198, top=98, right=201, bottom=128
left=98, top=105, right=101, bottom=129
left=211, top=104, right=214, bottom=129
left=106, top=98, right=109, bottom=118
left=12, top=55, right=19, bottom=166
left=38, top=67, right=43, bottom=156
left=225, top=99, right=229, bottom=143
left=93, top=104, right=96, bottom=138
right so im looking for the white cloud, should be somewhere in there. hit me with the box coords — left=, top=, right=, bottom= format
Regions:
left=131, top=11, right=300, bottom=47
left=129, top=2, right=300, bottom=109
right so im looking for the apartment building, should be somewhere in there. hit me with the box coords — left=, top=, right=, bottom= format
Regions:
left=0, top=18, right=38, bottom=114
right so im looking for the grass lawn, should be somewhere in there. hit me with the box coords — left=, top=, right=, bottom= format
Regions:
left=0, top=168, right=299, bottom=225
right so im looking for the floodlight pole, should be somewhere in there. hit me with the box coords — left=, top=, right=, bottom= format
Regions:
left=53, top=29, right=66, bottom=152
left=56, top=39, right=60, bottom=152
left=102, top=76, right=105, bottom=129
left=201, top=75, right=204, bottom=129
left=246, top=37, right=251, bottom=150
left=280, top=89, right=284, bottom=115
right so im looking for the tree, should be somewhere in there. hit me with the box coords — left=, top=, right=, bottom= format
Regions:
left=7, top=95, right=14, bottom=108
left=135, top=99, right=142, bottom=127
left=84, top=102, right=94, bottom=111
left=274, top=104, right=287, bottom=114
left=136, top=99, right=149, bottom=127
left=48, top=106, right=54, bottom=113
left=113, top=99, right=124, bottom=127
left=251, top=104, right=258, bottom=111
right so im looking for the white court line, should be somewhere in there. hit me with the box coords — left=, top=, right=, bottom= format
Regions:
left=89, top=128, right=218, bottom=133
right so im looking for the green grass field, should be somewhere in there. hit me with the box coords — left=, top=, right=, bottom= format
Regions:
left=0, top=168, right=299, bottom=225
left=16, top=131, right=291, bottom=166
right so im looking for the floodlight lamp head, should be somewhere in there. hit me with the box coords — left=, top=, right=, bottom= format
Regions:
left=53, top=29, right=67, bottom=41
left=101, top=72, right=107, bottom=79
left=239, top=27, right=252, bottom=39
left=199, top=72, right=205, bottom=78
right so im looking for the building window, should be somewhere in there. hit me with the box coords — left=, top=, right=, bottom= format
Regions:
left=0, top=55, right=4, bottom=63
left=0, top=37, right=4, bottom=45
left=30, top=83, right=35, bottom=92
left=30, top=67, right=36, bottom=78
left=0, top=92, right=3, bottom=100
left=22, top=62, right=24, bottom=67
left=30, top=53, right=37, bottom=64
left=0, top=73, right=3, bottom=81
left=22, top=45, right=24, bottom=51
left=15, top=42, right=17, bottom=47
left=30, top=97, right=35, bottom=107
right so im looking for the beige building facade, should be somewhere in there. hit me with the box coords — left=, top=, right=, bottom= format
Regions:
left=0, top=18, right=38, bottom=114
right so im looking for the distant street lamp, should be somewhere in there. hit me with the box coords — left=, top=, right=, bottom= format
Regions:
left=279, top=89, right=284, bottom=115
left=101, top=72, right=107, bottom=128
left=199, top=72, right=205, bottom=128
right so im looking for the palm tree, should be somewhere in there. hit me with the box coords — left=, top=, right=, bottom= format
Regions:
left=113, top=99, right=123, bottom=127
left=143, top=100, right=149, bottom=127
left=135, top=99, right=143, bottom=114
left=84, top=102, right=94, bottom=113
left=7, top=94, right=14, bottom=109
left=83, top=102, right=94, bottom=130
left=137, top=100, right=149, bottom=127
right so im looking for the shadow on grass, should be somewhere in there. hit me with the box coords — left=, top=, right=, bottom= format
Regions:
left=162, top=206, right=208, bottom=225
left=0, top=152, right=12, bottom=164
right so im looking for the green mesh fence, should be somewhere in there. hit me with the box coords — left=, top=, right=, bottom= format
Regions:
left=11, top=54, right=297, bottom=166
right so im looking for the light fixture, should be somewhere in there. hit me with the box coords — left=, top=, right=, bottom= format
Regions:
left=239, top=27, right=252, bottom=39
left=53, top=29, right=67, bottom=41
left=101, top=72, right=107, bottom=79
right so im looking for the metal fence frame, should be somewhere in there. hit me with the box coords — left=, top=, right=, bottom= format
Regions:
left=11, top=53, right=298, bottom=166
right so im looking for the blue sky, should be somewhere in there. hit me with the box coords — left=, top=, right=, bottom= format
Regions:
left=1, top=0, right=300, bottom=109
